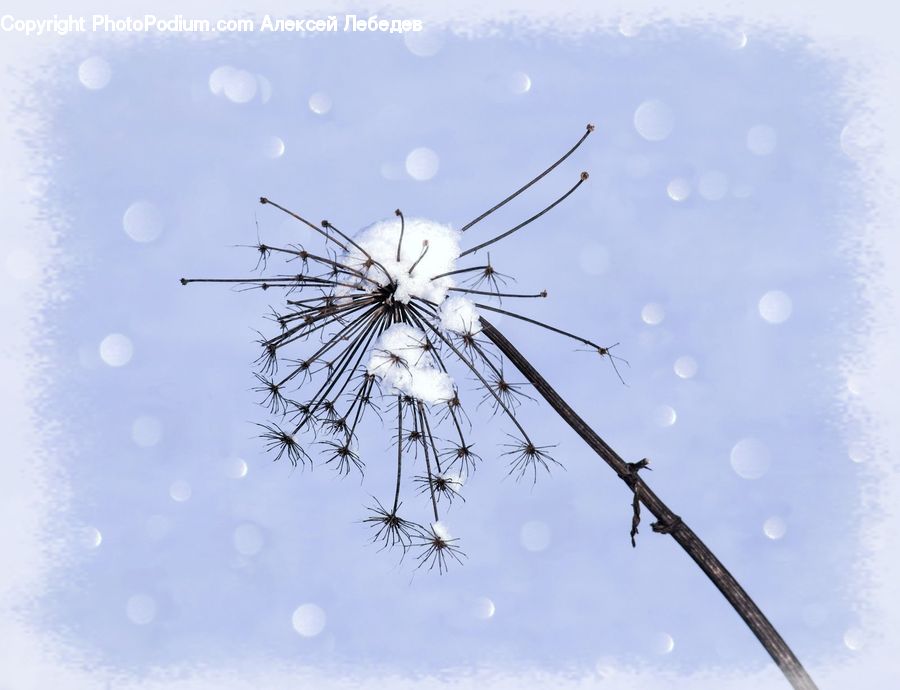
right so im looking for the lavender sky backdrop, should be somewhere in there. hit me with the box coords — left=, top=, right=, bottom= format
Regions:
left=2, top=3, right=897, bottom=689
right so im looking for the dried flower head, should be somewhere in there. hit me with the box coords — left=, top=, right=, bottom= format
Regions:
left=182, top=124, right=624, bottom=572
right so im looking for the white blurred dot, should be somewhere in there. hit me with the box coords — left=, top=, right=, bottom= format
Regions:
left=474, top=596, right=496, bottom=620
left=654, top=405, right=677, bottom=427
left=847, top=442, right=866, bottom=464
left=81, top=526, right=102, bottom=549
left=758, top=290, right=792, bottom=324
left=674, top=356, right=698, bottom=379
left=233, top=523, right=264, bottom=556
left=667, top=178, right=691, bottom=202
left=308, top=92, right=332, bottom=115
left=731, top=31, right=748, bottom=49
left=652, top=632, right=675, bottom=654
left=131, top=415, right=162, bottom=448
left=146, top=514, right=172, bottom=541
left=292, top=603, right=327, bottom=637
left=843, top=627, right=865, bottom=651
left=747, top=125, right=777, bottom=155
left=26, top=176, right=47, bottom=198
left=618, top=18, right=642, bottom=37
left=698, top=171, right=729, bottom=200
left=99, top=333, right=133, bottom=367
left=509, top=71, right=532, bottom=94
left=257, top=74, right=272, bottom=103
left=634, top=100, right=674, bottom=142
left=5, top=248, right=39, bottom=281
left=763, top=516, right=787, bottom=540
left=123, top=201, right=163, bottom=243
left=578, top=243, right=609, bottom=276
left=224, top=70, right=257, bottom=103
left=405, top=147, right=440, bottom=181
left=169, top=480, right=192, bottom=502
left=403, top=29, right=443, bottom=57
left=126, top=594, right=157, bottom=625
left=209, top=65, right=236, bottom=95
left=224, top=457, right=249, bottom=478
left=594, top=658, right=617, bottom=680
left=730, top=438, right=771, bottom=479
left=841, top=116, right=879, bottom=161
left=520, top=520, right=551, bottom=552
left=846, top=375, right=863, bottom=396
left=263, top=136, right=285, bottom=159
left=641, top=302, right=664, bottom=325
left=78, top=56, right=111, bottom=90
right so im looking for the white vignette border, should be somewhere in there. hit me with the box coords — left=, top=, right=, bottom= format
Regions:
left=1, top=1, right=897, bottom=688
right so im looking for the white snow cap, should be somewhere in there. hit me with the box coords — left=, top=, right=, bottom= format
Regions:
left=431, top=520, right=453, bottom=541
left=439, top=296, right=482, bottom=335
left=367, top=323, right=455, bottom=404
left=345, top=217, right=460, bottom=303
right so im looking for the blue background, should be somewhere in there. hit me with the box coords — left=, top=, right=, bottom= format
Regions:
left=33, top=24, right=864, bottom=677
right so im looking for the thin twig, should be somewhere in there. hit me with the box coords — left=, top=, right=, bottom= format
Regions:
left=479, top=316, right=818, bottom=690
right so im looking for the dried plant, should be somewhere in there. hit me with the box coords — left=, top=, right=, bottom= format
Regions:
left=182, top=126, right=608, bottom=555
left=182, top=125, right=817, bottom=689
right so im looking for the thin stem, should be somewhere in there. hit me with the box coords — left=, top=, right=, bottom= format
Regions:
left=181, top=275, right=369, bottom=293
left=479, top=317, right=818, bottom=690
left=181, top=276, right=321, bottom=285
left=418, top=402, right=442, bottom=474
left=268, top=297, right=376, bottom=349
left=322, top=219, right=394, bottom=284
left=430, top=265, right=490, bottom=282
left=395, top=209, right=405, bottom=262
left=393, top=395, right=403, bottom=514
left=343, top=374, right=374, bottom=439
left=279, top=294, right=373, bottom=324
left=408, top=241, right=430, bottom=276
left=449, top=287, right=547, bottom=299
left=459, top=124, right=594, bottom=233
left=259, top=197, right=349, bottom=252
left=271, top=300, right=376, bottom=356
left=407, top=303, right=530, bottom=441
left=277, top=306, right=379, bottom=387
left=472, top=301, right=606, bottom=351
left=460, top=172, right=589, bottom=258
left=287, top=293, right=367, bottom=307
left=416, top=402, right=440, bottom=522
left=294, top=312, right=386, bottom=432
left=269, top=246, right=380, bottom=286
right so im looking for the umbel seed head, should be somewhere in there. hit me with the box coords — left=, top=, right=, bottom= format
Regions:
left=180, top=123, right=623, bottom=572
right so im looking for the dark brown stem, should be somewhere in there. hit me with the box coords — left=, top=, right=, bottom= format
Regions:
left=479, top=317, right=818, bottom=690
left=460, top=172, right=589, bottom=258
left=459, top=123, right=594, bottom=233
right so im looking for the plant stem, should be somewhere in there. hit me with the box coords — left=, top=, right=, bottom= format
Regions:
left=480, top=317, right=817, bottom=690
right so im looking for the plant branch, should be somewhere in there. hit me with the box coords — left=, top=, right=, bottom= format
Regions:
left=479, top=316, right=818, bottom=690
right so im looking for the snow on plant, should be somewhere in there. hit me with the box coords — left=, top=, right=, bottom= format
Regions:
left=181, top=124, right=819, bottom=689
left=181, top=124, right=626, bottom=572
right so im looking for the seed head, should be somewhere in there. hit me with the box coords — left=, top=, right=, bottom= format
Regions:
left=183, top=124, right=619, bottom=572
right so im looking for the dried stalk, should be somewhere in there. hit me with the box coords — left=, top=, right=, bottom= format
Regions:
left=480, top=317, right=818, bottom=690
